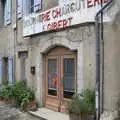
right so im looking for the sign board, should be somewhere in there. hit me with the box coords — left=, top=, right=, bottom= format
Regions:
left=23, top=0, right=110, bottom=36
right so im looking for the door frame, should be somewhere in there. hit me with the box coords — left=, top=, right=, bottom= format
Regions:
left=46, top=56, right=59, bottom=99
left=60, top=54, right=76, bottom=112
left=44, top=47, right=77, bottom=112
left=45, top=55, right=60, bottom=111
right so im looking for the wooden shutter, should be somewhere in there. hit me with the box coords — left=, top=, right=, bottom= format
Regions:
left=8, top=57, right=14, bottom=84
left=34, top=0, right=42, bottom=12
left=17, top=0, right=23, bottom=18
left=0, top=57, right=2, bottom=85
left=6, top=0, right=11, bottom=24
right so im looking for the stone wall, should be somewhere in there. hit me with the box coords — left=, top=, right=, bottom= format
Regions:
left=15, top=0, right=120, bottom=113
left=20, top=24, right=96, bottom=103
left=1, top=0, right=120, bottom=119
left=0, top=0, right=16, bottom=57
left=100, top=0, right=120, bottom=112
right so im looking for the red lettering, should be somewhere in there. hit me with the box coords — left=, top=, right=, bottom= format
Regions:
left=87, top=0, right=93, bottom=8
left=98, top=0, right=101, bottom=4
left=68, top=18, right=72, bottom=26
left=87, top=0, right=108, bottom=8
left=58, top=20, right=62, bottom=29
left=47, top=18, right=72, bottom=31
left=46, top=11, right=51, bottom=21
left=52, top=8, right=61, bottom=19
left=56, top=8, right=61, bottom=18
left=63, top=19, right=68, bottom=28
left=103, top=0, right=108, bottom=3
left=53, top=22, right=57, bottom=29
left=52, top=10, right=56, bottom=18
left=94, top=0, right=100, bottom=6
left=42, top=11, right=51, bottom=22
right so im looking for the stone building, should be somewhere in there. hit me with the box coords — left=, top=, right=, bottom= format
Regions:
left=0, top=0, right=120, bottom=119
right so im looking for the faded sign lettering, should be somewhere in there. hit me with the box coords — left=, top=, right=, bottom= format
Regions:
left=23, top=0, right=110, bottom=36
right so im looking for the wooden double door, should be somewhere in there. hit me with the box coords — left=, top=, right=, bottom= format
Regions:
left=45, top=47, right=76, bottom=112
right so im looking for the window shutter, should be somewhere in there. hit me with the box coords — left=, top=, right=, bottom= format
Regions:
left=4, top=0, right=7, bottom=25
left=0, top=57, right=2, bottom=85
left=34, top=0, right=42, bottom=12
left=31, top=0, right=34, bottom=13
left=23, top=0, right=27, bottom=16
left=8, top=57, right=14, bottom=84
left=23, top=0, right=29, bottom=16
left=17, top=0, right=23, bottom=18
left=6, top=0, right=11, bottom=24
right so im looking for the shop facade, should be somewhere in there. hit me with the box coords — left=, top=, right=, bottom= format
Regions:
left=16, top=0, right=118, bottom=114
left=21, top=0, right=99, bottom=111
left=1, top=0, right=120, bottom=119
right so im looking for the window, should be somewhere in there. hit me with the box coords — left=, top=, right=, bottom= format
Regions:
left=17, top=0, right=42, bottom=18
left=18, top=51, right=28, bottom=81
left=2, top=0, right=11, bottom=25
left=33, top=0, right=42, bottom=12
left=31, top=0, right=34, bottom=13
left=17, top=0, right=23, bottom=18
left=0, top=57, right=14, bottom=85
left=2, top=57, right=8, bottom=84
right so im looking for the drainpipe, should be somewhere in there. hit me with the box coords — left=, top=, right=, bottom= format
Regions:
left=95, top=0, right=113, bottom=120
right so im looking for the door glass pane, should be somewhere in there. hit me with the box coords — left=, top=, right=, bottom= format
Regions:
left=63, top=58, right=75, bottom=99
left=48, top=59, right=57, bottom=96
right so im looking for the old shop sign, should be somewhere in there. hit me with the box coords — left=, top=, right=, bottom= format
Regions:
left=23, top=0, right=109, bottom=36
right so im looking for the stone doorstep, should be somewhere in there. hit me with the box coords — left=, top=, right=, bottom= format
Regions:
left=28, top=108, right=70, bottom=120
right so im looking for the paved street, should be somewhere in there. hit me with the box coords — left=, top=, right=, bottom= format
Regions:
left=0, top=102, right=42, bottom=120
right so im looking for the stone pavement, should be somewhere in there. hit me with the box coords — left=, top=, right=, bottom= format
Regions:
left=0, top=102, right=70, bottom=120
left=29, top=108, right=69, bottom=120
left=0, top=102, right=42, bottom=120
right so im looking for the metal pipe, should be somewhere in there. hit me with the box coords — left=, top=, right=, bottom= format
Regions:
left=95, top=0, right=113, bottom=120
left=95, top=0, right=113, bottom=19
left=95, top=14, right=101, bottom=120
left=100, top=0, right=104, bottom=114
